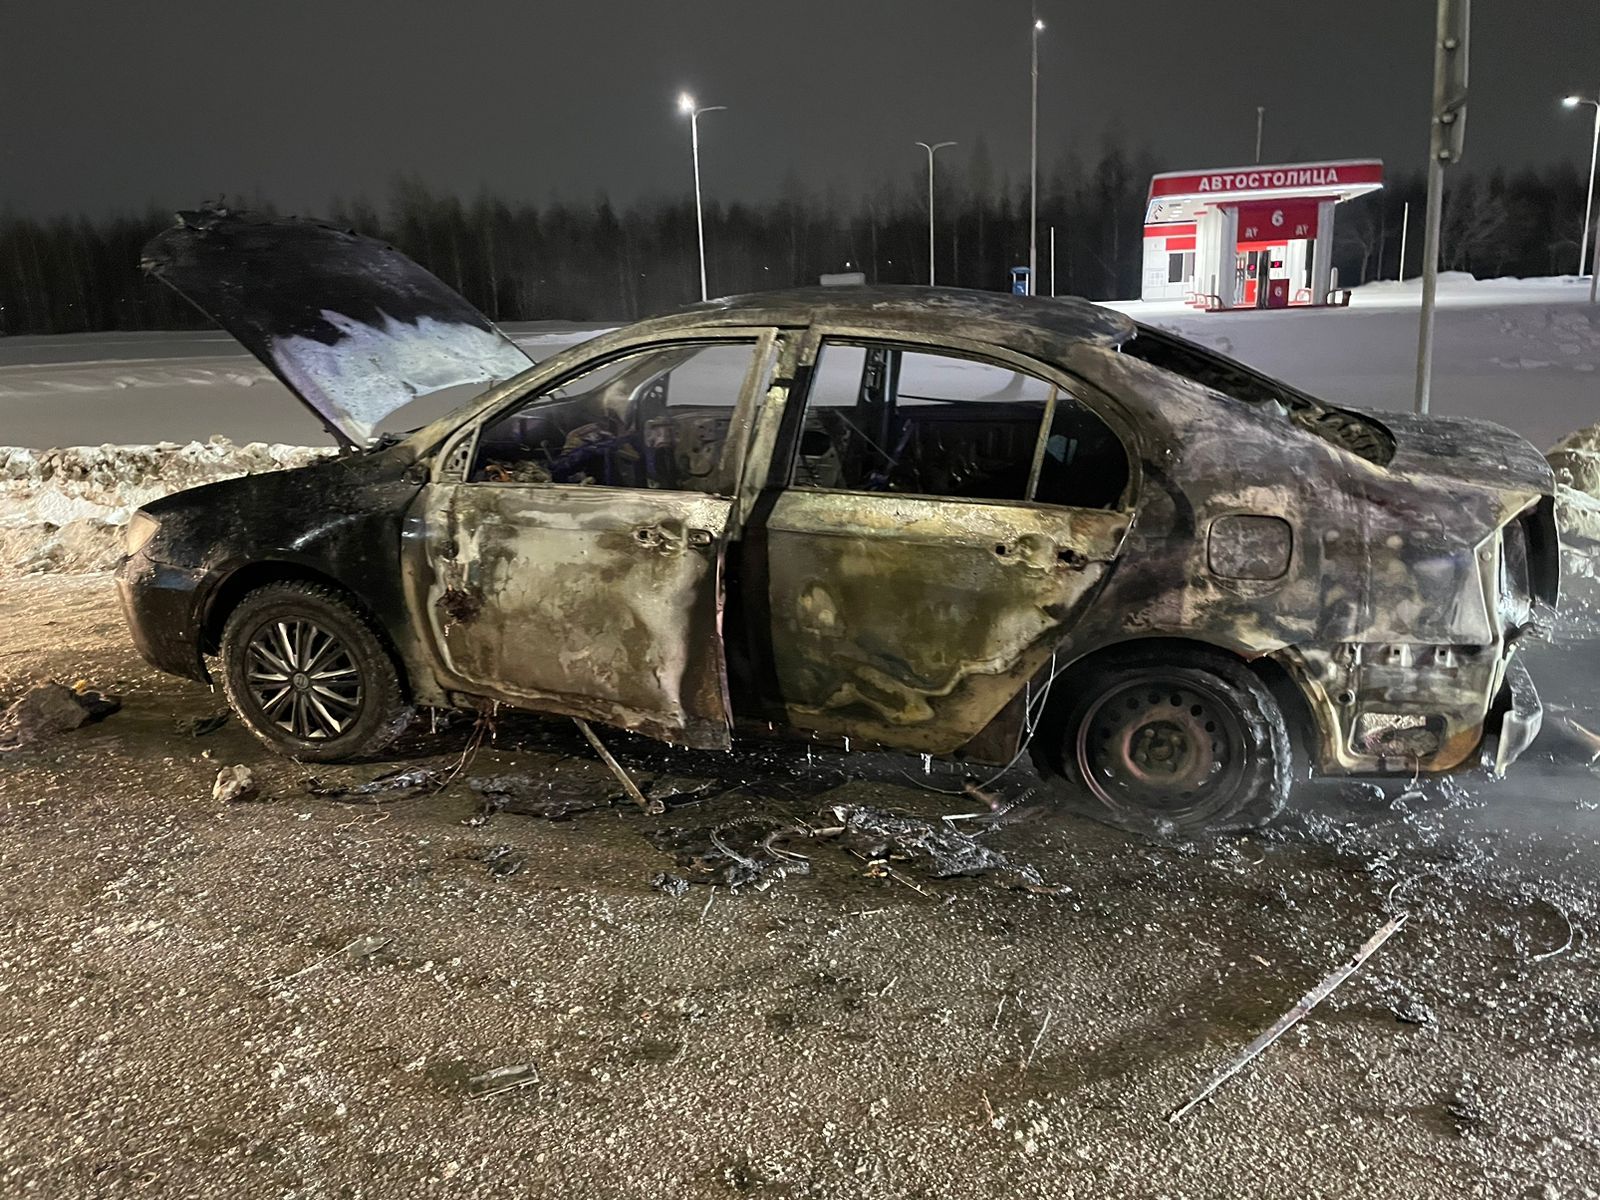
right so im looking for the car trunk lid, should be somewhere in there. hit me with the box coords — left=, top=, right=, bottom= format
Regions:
left=1377, top=412, right=1554, bottom=499
left=142, top=210, right=534, bottom=450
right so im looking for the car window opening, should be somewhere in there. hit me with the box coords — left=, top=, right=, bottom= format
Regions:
left=1121, top=325, right=1395, bottom=466
left=469, top=342, right=761, bottom=495
left=791, top=342, right=1129, bottom=510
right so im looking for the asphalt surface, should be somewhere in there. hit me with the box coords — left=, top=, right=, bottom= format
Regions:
left=1, top=574, right=1597, bottom=1198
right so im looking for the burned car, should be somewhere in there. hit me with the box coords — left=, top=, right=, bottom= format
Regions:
left=118, top=211, right=1557, bottom=831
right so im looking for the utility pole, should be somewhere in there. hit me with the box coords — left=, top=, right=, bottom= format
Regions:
left=1255, top=106, right=1265, bottom=164
left=1029, top=9, right=1044, bottom=295
left=1398, top=201, right=1410, bottom=281
left=1414, top=0, right=1470, bottom=416
left=1049, top=225, right=1057, bottom=296
left=915, top=141, right=957, bottom=286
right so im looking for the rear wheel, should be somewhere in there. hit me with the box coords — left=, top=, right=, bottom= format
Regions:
left=219, top=581, right=412, bottom=762
left=1037, top=646, right=1291, bottom=833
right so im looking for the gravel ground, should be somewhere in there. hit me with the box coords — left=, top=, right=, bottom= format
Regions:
left=1, top=574, right=1597, bottom=1199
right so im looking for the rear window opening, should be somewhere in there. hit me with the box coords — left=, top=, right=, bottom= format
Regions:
left=790, top=343, right=1130, bottom=511
left=1121, top=325, right=1395, bottom=466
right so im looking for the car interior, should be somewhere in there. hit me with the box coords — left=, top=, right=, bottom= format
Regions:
left=468, top=337, right=1131, bottom=511
left=791, top=342, right=1130, bottom=510
left=470, top=343, right=743, bottom=493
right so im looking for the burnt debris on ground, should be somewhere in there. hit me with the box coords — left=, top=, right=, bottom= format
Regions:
left=649, top=815, right=816, bottom=892
left=825, top=803, right=1044, bottom=885
left=463, top=768, right=725, bottom=825
left=306, top=767, right=445, bottom=802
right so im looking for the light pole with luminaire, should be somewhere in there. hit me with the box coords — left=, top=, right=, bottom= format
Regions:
left=1029, top=14, right=1043, bottom=295
left=1563, top=93, right=1599, bottom=301
left=678, top=92, right=726, bottom=302
left=915, top=141, right=957, bottom=286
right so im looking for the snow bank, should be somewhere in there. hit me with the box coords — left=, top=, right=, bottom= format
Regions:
left=1545, top=426, right=1600, bottom=631
left=1547, top=426, right=1600, bottom=545
left=0, top=438, right=331, bottom=576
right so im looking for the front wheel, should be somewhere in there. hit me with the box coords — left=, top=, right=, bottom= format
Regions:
left=1036, top=646, right=1291, bottom=833
left=219, top=581, right=412, bottom=762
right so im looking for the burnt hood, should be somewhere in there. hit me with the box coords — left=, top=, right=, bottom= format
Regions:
left=142, top=210, right=534, bottom=449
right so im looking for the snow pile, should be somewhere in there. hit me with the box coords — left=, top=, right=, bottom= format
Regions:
left=1545, top=426, right=1600, bottom=631
left=0, top=438, right=331, bottom=576
left=1547, top=426, right=1600, bottom=547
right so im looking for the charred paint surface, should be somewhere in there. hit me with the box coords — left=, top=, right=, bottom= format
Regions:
left=143, top=211, right=533, bottom=450
left=763, top=491, right=1129, bottom=753
left=116, top=446, right=430, bottom=691
left=410, top=484, right=733, bottom=750
left=1057, top=343, right=1554, bottom=775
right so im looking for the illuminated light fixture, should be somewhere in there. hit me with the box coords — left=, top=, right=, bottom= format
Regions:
left=676, top=91, right=726, bottom=301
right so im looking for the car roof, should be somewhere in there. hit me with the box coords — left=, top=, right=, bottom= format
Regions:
left=620, top=285, right=1137, bottom=350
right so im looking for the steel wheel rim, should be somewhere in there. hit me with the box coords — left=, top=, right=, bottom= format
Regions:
left=244, top=618, right=363, bottom=741
left=1075, top=672, right=1249, bottom=824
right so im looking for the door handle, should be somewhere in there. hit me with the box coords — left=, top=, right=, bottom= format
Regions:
left=634, top=525, right=715, bottom=552
left=633, top=526, right=678, bottom=550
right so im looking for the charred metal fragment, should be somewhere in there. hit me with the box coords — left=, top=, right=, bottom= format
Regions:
left=829, top=804, right=1042, bottom=884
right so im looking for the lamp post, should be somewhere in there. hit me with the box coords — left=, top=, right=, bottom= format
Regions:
left=678, top=92, right=726, bottom=302
left=915, top=141, right=957, bottom=286
left=1563, top=93, right=1599, bottom=300
left=1029, top=14, right=1044, bottom=296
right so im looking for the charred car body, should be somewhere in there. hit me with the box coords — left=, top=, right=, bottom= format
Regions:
left=118, top=211, right=1557, bottom=831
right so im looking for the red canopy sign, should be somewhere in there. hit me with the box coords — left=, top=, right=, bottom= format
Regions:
left=1235, top=199, right=1321, bottom=243
left=1150, top=160, right=1383, bottom=200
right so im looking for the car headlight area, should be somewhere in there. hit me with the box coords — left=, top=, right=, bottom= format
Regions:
left=123, top=511, right=160, bottom=557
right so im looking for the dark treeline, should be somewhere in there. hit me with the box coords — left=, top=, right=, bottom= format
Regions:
left=1, top=140, right=1594, bottom=336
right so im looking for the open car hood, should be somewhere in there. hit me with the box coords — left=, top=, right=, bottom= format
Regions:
left=142, top=210, right=534, bottom=449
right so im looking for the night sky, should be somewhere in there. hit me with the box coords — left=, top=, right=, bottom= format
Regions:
left=8, top=0, right=1599, bottom=218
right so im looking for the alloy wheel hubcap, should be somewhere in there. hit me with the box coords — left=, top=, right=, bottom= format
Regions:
left=245, top=619, right=363, bottom=740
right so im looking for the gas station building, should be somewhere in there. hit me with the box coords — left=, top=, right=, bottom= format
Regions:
left=1140, top=159, right=1384, bottom=308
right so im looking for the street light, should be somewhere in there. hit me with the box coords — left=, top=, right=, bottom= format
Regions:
left=678, top=92, right=727, bottom=302
left=915, top=141, right=957, bottom=286
left=1029, top=15, right=1044, bottom=296
left=1563, top=92, right=1599, bottom=301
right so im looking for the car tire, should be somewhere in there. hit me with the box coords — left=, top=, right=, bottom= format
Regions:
left=219, top=580, right=412, bottom=763
left=1035, top=645, right=1291, bottom=834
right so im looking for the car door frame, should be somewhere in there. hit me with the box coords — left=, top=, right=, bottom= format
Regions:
left=400, top=326, right=787, bottom=748
left=732, top=322, right=1143, bottom=751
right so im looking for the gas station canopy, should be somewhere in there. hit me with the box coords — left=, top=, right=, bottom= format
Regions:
left=1141, top=159, right=1383, bottom=309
